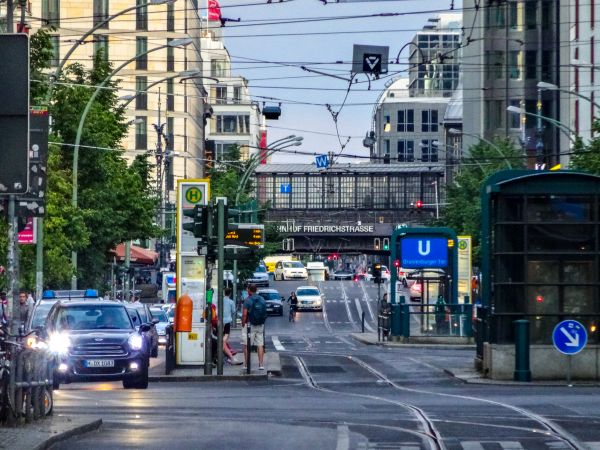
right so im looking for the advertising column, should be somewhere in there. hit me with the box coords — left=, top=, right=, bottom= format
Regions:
left=176, top=180, right=209, bottom=365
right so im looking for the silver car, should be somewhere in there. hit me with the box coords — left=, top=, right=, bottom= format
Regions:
left=295, top=286, right=324, bottom=311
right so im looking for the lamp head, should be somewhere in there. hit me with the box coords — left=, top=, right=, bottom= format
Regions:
left=169, top=38, right=193, bottom=47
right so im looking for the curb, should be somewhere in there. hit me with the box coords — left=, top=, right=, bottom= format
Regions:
left=149, top=373, right=269, bottom=382
left=34, top=418, right=103, bottom=450
left=443, top=368, right=600, bottom=387
left=350, top=334, right=475, bottom=350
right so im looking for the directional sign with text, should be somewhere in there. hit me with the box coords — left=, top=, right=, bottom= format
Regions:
left=225, top=224, right=264, bottom=248
left=552, top=320, right=587, bottom=355
left=401, top=237, right=448, bottom=268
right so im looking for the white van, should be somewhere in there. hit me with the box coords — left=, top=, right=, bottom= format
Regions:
left=306, top=262, right=327, bottom=282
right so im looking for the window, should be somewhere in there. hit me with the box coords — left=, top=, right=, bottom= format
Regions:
left=214, top=86, right=227, bottom=104
left=49, top=35, right=59, bottom=67
left=42, top=0, right=60, bottom=27
left=494, top=100, right=504, bottom=128
left=383, top=114, right=391, bottom=132
left=397, top=140, right=414, bottom=162
left=493, top=51, right=505, bottom=79
left=166, top=39, right=175, bottom=71
left=136, top=0, right=148, bottom=31
left=211, top=59, right=228, bottom=77
left=214, top=115, right=251, bottom=134
left=233, top=86, right=242, bottom=103
left=525, top=50, right=537, bottom=79
left=421, top=109, right=438, bottom=132
left=508, top=1, right=519, bottom=28
left=135, top=76, right=147, bottom=110
left=167, top=2, right=175, bottom=31
left=509, top=99, right=521, bottom=128
left=542, top=0, right=553, bottom=30
left=135, top=117, right=147, bottom=149
left=167, top=78, right=174, bottom=111
left=383, top=139, right=390, bottom=157
left=541, top=50, right=552, bottom=82
left=508, top=51, right=521, bottom=79
left=166, top=117, right=174, bottom=151
left=93, top=0, right=109, bottom=28
left=397, top=109, right=414, bottom=132
left=93, top=35, right=108, bottom=61
left=136, top=37, right=147, bottom=70
left=525, top=0, right=537, bottom=30
left=420, top=140, right=438, bottom=162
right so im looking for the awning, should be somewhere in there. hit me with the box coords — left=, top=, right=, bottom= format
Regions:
left=111, top=243, right=158, bottom=266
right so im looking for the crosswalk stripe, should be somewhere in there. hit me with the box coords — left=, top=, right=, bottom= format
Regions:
left=460, top=442, right=484, bottom=450
left=498, top=442, right=523, bottom=450
left=586, top=443, right=600, bottom=450
left=271, top=336, right=285, bottom=351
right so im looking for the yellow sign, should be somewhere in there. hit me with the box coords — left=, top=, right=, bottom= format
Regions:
left=457, top=236, right=472, bottom=304
left=185, top=187, right=203, bottom=204
left=188, top=333, right=198, bottom=340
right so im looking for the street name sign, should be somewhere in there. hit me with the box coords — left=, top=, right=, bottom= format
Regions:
left=552, top=320, right=587, bottom=355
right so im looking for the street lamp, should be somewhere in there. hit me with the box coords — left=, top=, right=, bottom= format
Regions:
left=537, top=81, right=600, bottom=111
left=506, top=106, right=577, bottom=143
left=70, top=37, right=193, bottom=288
left=448, top=128, right=512, bottom=169
left=120, top=69, right=201, bottom=108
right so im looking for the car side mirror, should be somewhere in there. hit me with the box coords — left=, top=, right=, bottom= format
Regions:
left=151, top=318, right=159, bottom=325
left=139, top=323, right=151, bottom=333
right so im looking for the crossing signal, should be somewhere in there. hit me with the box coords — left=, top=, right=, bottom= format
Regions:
left=374, top=238, right=380, bottom=250
left=415, top=200, right=423, bottom=209
left=382, top=238, right=390, bottom=251
left=182, top=205, right=208, bottom=240
left=372, top=263, right=382, bottom=284
left=393, top=259, right=400, bottom=268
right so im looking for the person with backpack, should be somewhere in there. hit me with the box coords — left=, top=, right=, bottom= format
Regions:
left=241, top=284, right=267, bottom=371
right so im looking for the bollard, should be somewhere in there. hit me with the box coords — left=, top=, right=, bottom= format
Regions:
left=513, top=319, right=531, bottom=382
left=377, top=314, right=381, bottom=342
left=361, top=311, right=365, bottom=333
left=400, top=304, right=411, bottom=339
left=391, top=304, right=401, bottom=337
left=463, top=304, right=473, bottom=337
left=246, top=324, right=251, bottom=375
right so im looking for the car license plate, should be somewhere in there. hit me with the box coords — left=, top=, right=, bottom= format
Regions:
left=85, top=359, right=115, bottom=368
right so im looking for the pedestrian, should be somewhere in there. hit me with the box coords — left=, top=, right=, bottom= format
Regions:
left=241, top=284, right=267, bottom=371
left=222, top=288, right=241, bottom=364
left=435, top=294, right=447, bottom=333
left=0, top=291, right=8, bottom=336
left=26, top=291, right=35, bottom=309
left=18, top=291, right=30, bottom=325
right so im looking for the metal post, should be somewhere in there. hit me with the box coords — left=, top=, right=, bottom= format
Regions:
left=124, top=241, right=131, bottom=300
left=216, top=200, right=225, bottom=375
left=232, top=258, right=238, bottom=326
left=7, top=196, right=20, bottom=335
left=246, top=324, right=251, bottom=374
left=35, top=218, right=43, bottom=301
left=513, top=319, right=531, bottom=382
left=204, top=303, right=212, bottom=375
left=6, top=0, right=13, bottom=32
left=361, top=311, right=365, bottom=333
left=535, top=88, right=544, bottom=167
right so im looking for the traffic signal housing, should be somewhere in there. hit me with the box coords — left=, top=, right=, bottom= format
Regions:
left=374, top=237, right=381, bottom=250
left=372, top=263, right=382, bottom=284
left=182, top=205, right=209, bottom=240
left=382, top=237, right=390, bottom=251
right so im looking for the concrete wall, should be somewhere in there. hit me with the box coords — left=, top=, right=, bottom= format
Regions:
left=483, top=343, right=600, bottom=381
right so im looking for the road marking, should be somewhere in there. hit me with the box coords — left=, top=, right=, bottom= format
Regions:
left=336, top=424, right=350, bottom=450
left=585, top=444, right=600, bottom=450
left=354, top=297, right=375, bottom=332
left=271, top=336, right=285, bottom=351
left=359, top=282, right=376, bottom=322
left=460, top=442, right=484, bottom=450
left=498, top=442, right=524, bottom=450
left=340, top=282, right=359, bottom=331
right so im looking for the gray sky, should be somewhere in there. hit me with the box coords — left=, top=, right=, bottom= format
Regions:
left=213, top=0, right=461, bottom=163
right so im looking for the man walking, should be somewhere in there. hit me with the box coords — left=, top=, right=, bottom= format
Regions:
left=241, top=284, right=267, bottom=370
left=18, top=291, right=30, bottom=325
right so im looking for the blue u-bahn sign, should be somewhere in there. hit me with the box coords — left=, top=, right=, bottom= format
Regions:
left=400, top=237, right=448, bottom=268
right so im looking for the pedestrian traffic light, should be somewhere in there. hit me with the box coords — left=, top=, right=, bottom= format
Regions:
left=374, top=238, right=380, bottom=250
left=393, top=259, right=400, bottom=268
left=372, top=263, right=382, bottom=284
left=382, top=238, right=390, bottom=251
left=182, top=205, right=208, bottom=239
left=415, top=200, right=423, bottom=209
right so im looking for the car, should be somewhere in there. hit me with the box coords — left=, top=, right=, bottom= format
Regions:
left=257, top=288, right=284, bottom=316
left=28, top=289, right=102, bottom=333
left=44, top=299, right=151, bottom=389
left=125, top=303, right=159, bottom=358
left=332, top=269, right=354, bottom=280
left=150, top=307, right=169, bottom=345
left=246, top=266, right=269, bottom=287
left=397, top=267, right=410, bottom=287
left=295, top=286, right=324, bottom=311
left=365, top=265, right=391, bottom=282
left=274, top=261, right=308, bottom=281
left=406, top=269, right=448, bottom=302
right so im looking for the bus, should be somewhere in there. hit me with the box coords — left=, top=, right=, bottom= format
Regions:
left=263, top=255, right=295, bottom=274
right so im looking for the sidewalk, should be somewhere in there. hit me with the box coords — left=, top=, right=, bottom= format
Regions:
left=351, top=332, right=475, bottom=349
left=0, top=416, right=102, bottom=450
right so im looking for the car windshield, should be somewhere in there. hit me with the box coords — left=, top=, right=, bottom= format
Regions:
left=297, top=288, right=320, bottom=296
left=30, top=302, right=56, bottom=329
left=55, top=305, right=132, bottom=331
left=259, top=292, right=280, bottom=301
left=126, top=308, right=143, bottom=327
left=150, top=309, right=168, bottom=322
left=284, top=262, right=304, bottom=268
left=135, top=307, right=149, bottom=323
left=255, top=266, right=267, bottom=273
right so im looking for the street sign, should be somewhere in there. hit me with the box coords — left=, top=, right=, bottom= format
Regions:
left=225, top=224, right=264, bottom=248
left=352, top=44, right=389, bottom=75
left=177, top=180, right=209, bottom=254
left=0, top=34, right=30, bottom=194
left=315, top=154, right=329, bottom=169
left=18, top=217, right=36, bottom=244
left=552, top=320, right=588, bottom=355
left=280, top=183, right=291, bottom=194
left=400, top=237, right=448, bottom=268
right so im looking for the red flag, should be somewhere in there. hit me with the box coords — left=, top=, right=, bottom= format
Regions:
left=259, top=131, right=268, bottom=164
left=208, top=0, right=222, bottom=21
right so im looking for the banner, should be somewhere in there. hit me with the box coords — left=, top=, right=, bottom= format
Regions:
left=208, top=0, right=221, bottom=21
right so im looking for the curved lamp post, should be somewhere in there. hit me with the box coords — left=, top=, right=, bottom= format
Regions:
left=506, top=106, right=577, bottom=144
left=119, top=69, right=201, bottom=108
left=537, top=81, right=600, bottom=111
left=448, top=128, right=513, bottom=169
left=70, top=37, right=192, bottom=288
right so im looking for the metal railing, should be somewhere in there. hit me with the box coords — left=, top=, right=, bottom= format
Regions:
left=393, top=303, right=474, bottom=339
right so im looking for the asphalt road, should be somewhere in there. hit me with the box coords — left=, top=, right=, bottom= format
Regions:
left=52, top=279, right=600, bottom=450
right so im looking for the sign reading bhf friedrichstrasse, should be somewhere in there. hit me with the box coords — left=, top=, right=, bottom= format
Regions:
left=278, top=224, right=374, bottom=234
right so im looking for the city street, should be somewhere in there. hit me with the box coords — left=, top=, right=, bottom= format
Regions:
left=50, top=279, right=600, bottom=450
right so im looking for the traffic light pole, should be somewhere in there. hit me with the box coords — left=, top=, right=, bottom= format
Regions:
left=216, top=199, right=225, bottom=375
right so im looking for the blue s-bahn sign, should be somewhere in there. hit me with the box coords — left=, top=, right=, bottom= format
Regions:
left=552, top=320, right=588, bottom=355
left=401, top=237, right=448, bottom=268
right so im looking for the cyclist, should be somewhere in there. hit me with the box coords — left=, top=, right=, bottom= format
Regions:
left=288, top=292, right=298, bottom=322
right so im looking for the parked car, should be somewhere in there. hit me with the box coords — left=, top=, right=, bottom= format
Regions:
left=295, top=286, right=324, bottom=311
left=246, top=266, right=270, bottom=287
left=125, top=303, right=159, bottom=358
left=44, top=299, right=151, bottom=389
left=274, top=261, right=308, bottom=281
left=150, top=307, right=169, bottom=345
left=257, top=288, right=284, bottom=316
left=332, top=269, right=354, bottom=280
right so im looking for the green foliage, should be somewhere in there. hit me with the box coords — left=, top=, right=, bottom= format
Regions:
left=570, top=121, right=600, bottom=174
left=442, top=138, right=525, bottom=263
left=30, top=28, right=54, bottom=103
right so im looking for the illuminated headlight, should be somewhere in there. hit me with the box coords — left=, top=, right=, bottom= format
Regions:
left=129, top=362, right=139, bottom=371
left=128, top=334, right=144, bottom=351
left=315, top=299, right=322, bottom=305
left=58, top=363, right=68, bottom=373
left=48, top=334, right=71, bottom=355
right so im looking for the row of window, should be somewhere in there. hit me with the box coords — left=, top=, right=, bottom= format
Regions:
left=134, top=77, right=175, bottom=111
left=43, top=0, right=176, bottom=31
left=210, top=115, right=251, bottom=135
left=485, top=50, right=553, bottom=81
left=134, top=116, right=176, bottom=150
left=211, top=86, right=244, bottom=104
left=484, top=99, right=554, bottom=130
left=485, top=0, right=554, bottom=31
left=385, top=109, right=439, bottom=133
left=382, top=139, right=439, bottom=162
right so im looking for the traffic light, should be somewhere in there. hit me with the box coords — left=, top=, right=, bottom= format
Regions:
left=374, top=238, right=381, bottom=250
left=282, top=238, right=295, bottom=251
left=182, top=205, right=209, bottom=239
left=382, top=237, right=390, bottom=251
left=393, top=259, right=400, bottom=268
left=372, top=263, right=382, bottom=284
left=416, top=200, right=423, bottom=209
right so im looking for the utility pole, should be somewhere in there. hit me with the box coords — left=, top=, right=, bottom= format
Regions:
left=216, top=199, right=225, bottom=375
left=535, top=88, right=544, bottom=168
left=154, top=88, right=167, bottom=270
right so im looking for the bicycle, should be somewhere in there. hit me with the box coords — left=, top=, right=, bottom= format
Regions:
left=288, top=304, right=297, bottom=322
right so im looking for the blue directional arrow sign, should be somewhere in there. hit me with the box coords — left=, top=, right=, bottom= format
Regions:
left=315, top=154, right=329, bottom=169
left=552, top=320, right=588, bottom=355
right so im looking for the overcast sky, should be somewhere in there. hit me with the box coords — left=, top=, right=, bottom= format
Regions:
left=209, top=0, right=460, bottom=164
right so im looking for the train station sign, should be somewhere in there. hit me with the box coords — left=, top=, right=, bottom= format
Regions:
left=277, top=224, right=374, bottom=234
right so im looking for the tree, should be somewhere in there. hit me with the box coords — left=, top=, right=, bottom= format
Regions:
left=570, top=121, right=600, bottom=174
left=442, top=138, right=525, bottom=263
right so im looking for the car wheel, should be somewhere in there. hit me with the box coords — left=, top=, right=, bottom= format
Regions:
left=52, top=374, right=60, bottom=391
left=44, top=388, right=53, bottom=415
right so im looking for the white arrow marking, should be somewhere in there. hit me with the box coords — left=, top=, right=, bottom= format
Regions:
left=365, top=56, right=379, bottom=70
left=560, top=327, right=580, bottom=347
